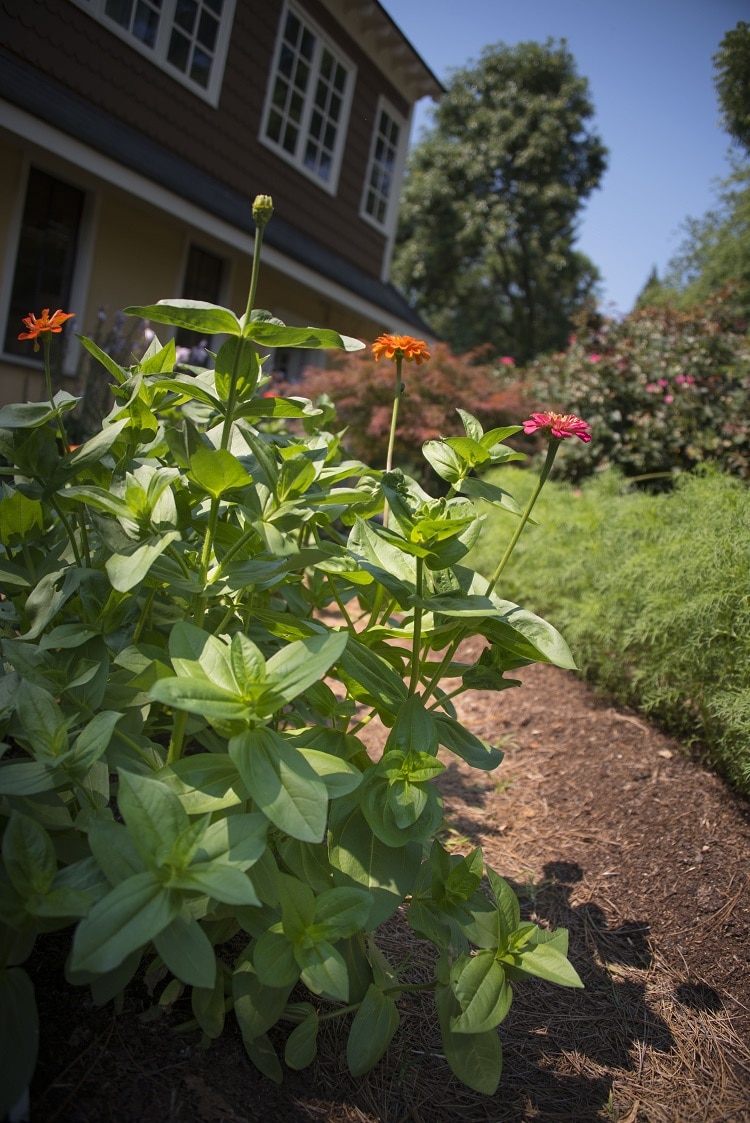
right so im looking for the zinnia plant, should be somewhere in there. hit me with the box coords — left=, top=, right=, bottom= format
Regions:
left=0, top=195, right=586, bottom=1116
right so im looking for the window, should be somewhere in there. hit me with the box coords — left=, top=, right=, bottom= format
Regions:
left=72, top=0, right=235, bottom=103
left=262, top=4, right=355, bottom=192
left=175, top=244, right=224, bottom=355
left=3, top=168, right=85, bottom=357
left=362, top=101, right=404, bottom=230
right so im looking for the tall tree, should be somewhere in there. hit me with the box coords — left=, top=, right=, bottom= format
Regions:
left=713, top=21, right=750, bottom=156
left=392, top=39, right=607, bottom=362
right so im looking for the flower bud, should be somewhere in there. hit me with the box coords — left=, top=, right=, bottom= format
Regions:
left=252, top=194, right=274, bottom=229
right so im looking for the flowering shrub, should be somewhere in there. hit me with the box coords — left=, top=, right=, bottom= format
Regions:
left=523, top=289, right=750, bottom=483
left=0, top=198, right=585, bottom=1115
left=294, top=342, right=535, bottom=484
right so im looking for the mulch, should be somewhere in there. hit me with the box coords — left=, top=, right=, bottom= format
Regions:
left=26, top=646, right=750, bottom=1123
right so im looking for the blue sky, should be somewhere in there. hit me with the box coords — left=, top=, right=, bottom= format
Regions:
left=379, top=0, right=748, bottom=314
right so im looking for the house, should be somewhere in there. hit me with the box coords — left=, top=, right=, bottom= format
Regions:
left=0, top=0, right=442, bottom=405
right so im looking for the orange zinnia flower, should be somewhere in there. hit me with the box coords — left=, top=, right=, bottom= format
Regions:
left=372, top=333, right=430, bottom=365
left=18, top=308, right=75, bottom=350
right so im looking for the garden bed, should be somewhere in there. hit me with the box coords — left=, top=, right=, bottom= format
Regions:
left=28, top=648, right=750, bottom=1123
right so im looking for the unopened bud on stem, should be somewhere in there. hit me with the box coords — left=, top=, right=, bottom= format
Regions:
left=252, top=194, right=274, bottom=229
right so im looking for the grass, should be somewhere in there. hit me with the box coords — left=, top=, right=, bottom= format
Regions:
left=469, top=465, right=750, bottom=795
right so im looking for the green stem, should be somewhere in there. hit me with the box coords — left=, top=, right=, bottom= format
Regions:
left=485, top=439, right=560, bottom=597
left=50, top=495, right=83, bottom=567
left=167, top=710, right=188, bottom=766
left=382, top=353, right=403, bottom=528
left=220, top=215, right=266, bottom=451
left=408, top=556, right=424, bottom=695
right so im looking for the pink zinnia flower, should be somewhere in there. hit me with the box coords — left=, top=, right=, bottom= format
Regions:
left=664, top=395, right=674, bottom=404
left=589, top=353, right=601, bottom=362
left=499, top=356, right=515, bottom=366
left=646, top=383, right=658, bottom=393
left=675, top=374, right=686, bottom=384
left=658, top=378, right=669, bottom=388
left=523, top=411, right=591, bottom=443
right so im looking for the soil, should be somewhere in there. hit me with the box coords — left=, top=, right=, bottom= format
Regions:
left=23, top=645, right=750, bottom=1123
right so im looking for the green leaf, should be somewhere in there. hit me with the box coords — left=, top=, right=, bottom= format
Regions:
left=232, top=957, right=291, bottom=1041
left=487, top=868, right=521, bottom=935
left=124, top=300, right=241, bottom=336
left=422, top=440, right=464, bottom=483
left=153, top=912, right=217, bottom=988
left=0, top=967, right=39, bottom=1119
left=434, top=713, right=504, bottom=771
left=435, top=984, right=503, bottom=1095
left=70, top=872, right=178, bottom=974
left=253, top=929, right=300, bottom=988
left=458, top=476, right=528, bottom=518
left=174, top=862, right=260, bottom=906
left=106, top=532, right=181, bottom=593
left=336, top=639, right=408, bottom=720
left=296, top=748, right=362, bottom=799
left=0, top=491, right=43, bottom=546
left=449, top=952, right=512, bottom=1033
left=347, top=984, right=400, bottom=1076
left=188, top=446, right=251, bottom=498
left=285, top=1007, right=319, bottom=1070
left=480, top=596, right=577, bottom=670
left=328, top=800, right=422, bottom=926
left=314, top=886, right=373, bottom=939
left=242, top=1032, right=283, bottom=1083
left=191, top=967, right=227, bottom=1040
left=264, top=631, right=348, bottom=708
left=230, top=728, right=328, bottom=843
left=2, top=812, right=57, bottom=897
left=504, top=934, right=584, bottom=988
left=296, top=938, right=349, bottom=1001
left=243, top=322, right=364, bottom=351
left=117, top=769, right=189, bottom=866
left=154, top=755, right=244, bottom=813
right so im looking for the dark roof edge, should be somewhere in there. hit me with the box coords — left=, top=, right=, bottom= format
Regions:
left=0, top=49, right=433, bottom=334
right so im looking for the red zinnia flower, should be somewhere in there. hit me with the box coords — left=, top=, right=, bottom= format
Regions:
left=18, top=308, right=75, bottom=351
left=372, top=333, right=430, bottom=365
left=523, top=411, right=591, bottom=443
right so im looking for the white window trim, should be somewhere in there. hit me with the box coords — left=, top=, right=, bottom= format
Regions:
left=259, top=0, right=356, bottom=197
left=359, top=96, right=407, bottom=239
left=69, top=0, right=236, bottom=106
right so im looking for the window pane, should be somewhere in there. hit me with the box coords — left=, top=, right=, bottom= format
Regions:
left=4, top=168, right=84, bottom=356
left=168, top=29, right=191, bottom=71
left=133, top=0, right=159, bottom=46
left=175, top=245, right=224, bottom=349
left=174, top=0, right=197, bottom=33
left=197, top=8, right=218, bottom=52
left=190, top=46, right=211, bottom=86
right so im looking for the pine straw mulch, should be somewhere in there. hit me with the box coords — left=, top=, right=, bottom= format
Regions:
left=28, top=643, right=750, bottom=1123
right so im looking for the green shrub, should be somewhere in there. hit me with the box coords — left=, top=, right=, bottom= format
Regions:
left=522, top=291, right=750, bottom=483
left=470, top=467, right=750, bottom=794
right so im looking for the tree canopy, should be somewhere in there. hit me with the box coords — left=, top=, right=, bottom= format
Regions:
left=713, top=21, right=750, bottom=156
left=392, top=39, right=607, bottom=363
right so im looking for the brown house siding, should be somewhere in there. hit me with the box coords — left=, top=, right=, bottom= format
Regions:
left=0, top=0, right=409, bottom=280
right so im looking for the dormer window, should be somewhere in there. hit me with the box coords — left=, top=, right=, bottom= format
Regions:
left=261, top=3, right=355, bottom=194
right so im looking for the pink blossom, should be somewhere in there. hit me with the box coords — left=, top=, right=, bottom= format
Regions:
left=658, top=378, right=669, bottom=388
left=675, top=374, right=686, bottom=384
left=646, top=383, right=659, bottom=393
left=664, top=395, right=674, bottom=404
left=685, top=375, right=696, bottom=384
left=499, top=356, right=515, bottom=366
left=523, top=411, right=591, bottom=443
left=589, top=353, right=601, bottom=362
